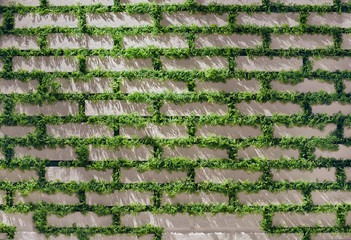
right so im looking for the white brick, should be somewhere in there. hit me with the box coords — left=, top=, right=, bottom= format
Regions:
left=0, top=79, right=39, bottom=94
left=161, top=56, right=228, bottom=71
left=273, top=124, right=336, bottom=138
left=90, top=235, right=154, bottom=240
left=238, top=146, right=299, bottom=160
left=120, top=79, right=188, bottom=94
left=14, top=146, right=76, bottom=161
left=311, top=102, right=351, bottom=115
left=271, top=79, right=335, bottom=93
left=195, top=79, right=261, bottom=93
left=15, top=13, right=78, bottom=29
left=162, top=192, right=228, bottom=205
left=121, top=0, right=186, bottom=3
left=15, top=101, right=79, bottom=116
left=45, top=167, right=113, bottom=183
left=195, top=34, right=262, bottom=48
left=195, top=168, right=262, bottom=183
left=163, top=146, right=228, bottom=160
left=86, top=13, right=153, bottom=28
left=47, top=123, right=114, bottom=138
left=120, top=168, right=187, bottom=183
left=0, top=191, right=6, bottom=204
left=271, top=0, right=333, bottom=5
left=88, top=145, right=153, bottom=161
left=47, top=212, right=112, bottom=227
left=238, top=190, right=303, bottom=205
left=163, top=233, right=302, bottom=240
left=86, top=56, right=153, bottom=71
left=236, top=56, right=303, bottom=71
left=311, top=190, right=351, bottom=205
left=343, top=167, right=351, bottom=182
left=53, top=78, right=113, bottom=93
left=271, top=168, right=336, bottom=182
left=47, top=34, right=113, bottom=49
left=85, top=100, right=151, bottom=116
left=308, top=13, right=351, bottom=28
left=0, top=212, right=34, bottom=231
left=160, top=102, right=228, bottom=116
left=235, top=101, right=303, bottom=116
left=122, top=34, right=188, bottom=48
left=195, top=0, right=261, bottom=5
left=13, top=56, right=78, bottom=72
left=0, top=0, right=39, bottom=6
left=14, top=191, right=79, bottom=205
left=236, top=12, right=299, bottom=27
left=161, top=12, right=228, bottom=27
left=272, top=212, right=336, bottom=227
left=120, top=124, right=188, bottom=138
left=49, top=0, right=113, bottom=6
left=0, top=169, right=38, bottom=182
left=312, top=57, right=351, bottom=71
left=311, top=233, right=351, bottom=240
left=0, top=35, right=39, bottom=50
left=0, top=126, right=34, bottom=137
left=196, top=125, right=262, bottom=138
left=342, top=34, right=351, bottom=49
left=315, top=145, right=351, bottom=160
left=86, top=190, right=153, bottom=206
left=271, top=34, right=333, bottom=49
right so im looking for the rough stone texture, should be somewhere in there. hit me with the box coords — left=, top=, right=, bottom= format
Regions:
left=196, top=124, right=262, bottom=139
left=271, top=168, right=336, bottom=182
left=45, top=167, right=113, bottom=182
left=0, top=126, right=34, bottom=137
left=311, top=102, right=351, bottom=115
left=0, top=0, right=40, bottom=6
left=0, top=169, right=38, bottom=181
left=272, top=212, right=336, bottom=227
left=162, top=192, right=228, bottom=205
left=311, top=190, right=351, bottom=205
left=0, top=79, right=39, bottom=94
left=195, top=168, right=263, bottom=183
left=311, top=57, right=351, bottom=71
left=238, top=190, right=303, bottom=205
left=86, top=56, right=153, bottom=71
left=163, top=146, right=228, bottom=160
left=0, top=212, right=35, bottom=231
left=344, top=80, right=351, bottom=93
left=195, top=34, right=262, bottom=48
left=315, top=145, right=351, bottom=160
left=47, top=212, right=112, bottom=227
left=86, top=13, right=153, bottom=27
left=237, top=146, right=299, bottom=160
left=120, top=124, right=188, bottom=138
left=236, top=12, right=299, bottom=27
left=0, top=191, right=6, bottom=205
left=122, top=34, right=188, bottom=48
left=90, top=235, right=154, bottom=240
left=15, top=13, right=78, bottom=28
left=161, top=12, right=228, bottom=27
left=0, top=15, right=3, bottom=27
left=120, top=168, right=187, bottom=183
left=271, top=79, right=335, bottom=93
left=85, top=100, right=151, bottom=116
left=343, top=167, right=351, bottom=182
left=0, top=35, right=39, bottom=50
left=86, top=190, right=153, bottom=206
left=88, top=145, right=153, bottom=161
left=195, top=0, right=262, bottom=5
left=14, top=191, right=79, bottom=204
left=342, top=34, right=351, bottom=49
left=346, top=212, right=351, bottom=225
left=47, top=34, right=114, bottom=49
left=163, top=233, right=302, bottom=240
left=273, top=124, right=336, bottom=138
left=270, top=0, right=333, bottom=5
left=195, top=79, right=261, bottom=93
left=308, top=13, right=351, bottom=28
left=0, top=149, right=4, bottom=159
left=53, top=78, right=113, bottom=93
left=14, top=146, right=77, bottom=161
left=344, top=126, right=351, bottom=138
left=13, top=233, right=78, bottom=240
left=15, top=101, right=79, bottom=116
left=311, top=233, right=351, bottom=240
left=0, top=60, right=3, bottom=71
left=271, top=34, right=333, bottom=49
left=13, top=56, right=78, bottom=72
left=161, top=102, right=228, bottom=116
left=47, top=123, right=114, bottom=138
left=120, top=79, right=188, bottom=94
left=236, top=56, right=303, bottom=71
left=49, top=0, right=113, bottom=6
left=235, top=101, right=303, bottom=116
left=161, top=56, right=228, bottom=70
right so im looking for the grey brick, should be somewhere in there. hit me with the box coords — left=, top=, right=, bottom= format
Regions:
left=162, top=192, right=228, bottom=205
left=238, top=190, right=303, bottom=205
left=47, top=123, right=114, bottom=138
left=195, top=168, right=262, bottom=183
left=163, top=233, right=302, bottom=240
left=315, top=145, right=351, bottom=160
left=14, top=146, right=77, bottom=161
left=308, top=13, right=351, bottom=28
left=45, top=167, right=113, bottom=183
left=195, top=34, right=262, bottom=48
left=15, top=101, right=79, bottom=116
left=312, top=57, right=351, bottom=71
left=88, top=145, right=153, bottom=161
left=235, top=101, right=303, bottom=116
left=47, top=33, right=114, bottom=49
left=86, top=13, right=152, bottom=27
left=236, top=12, right=299, bottom=27
left=162, top=145, right=228, bottom=160
left=196, top=124, right=262, bottom=138
left=161, top=102, right=228, bottom=116
left=271, top=0, right=333, bottom=5
left=13, top=56, right=78, bottom=72
left=120, top=124, right=188, bottom=138
left=120, top=78, right=188, bottom=94
left=14, top=191, right=79, bottom=205
left=85, top=100, right=151, bottom=116
left=0, top=0, right=40, bottom=6
left=161, top=56, right=228, bottom=70
left=271, top=168, right=336, bottom=182
left=120, top=168, right=187, bottom=183
left=0, top=212, right=35, bottom=231
left=343, top=167, right=351, bottom=182
left=53, top=78, right=113, bottom=93
left=49, top=0, right=113, bottom=5
left=341, top=34, right=351, bottom=49
left=311, top=190, right=351, bottom=205
left=236, top=56, right=303, bottom=71
left=195, top=78, right=261, bottom=93
left=86, top=190, right=153, bottom=206
left=90, top=235, right=154, bottom=240
left=120, top=0, right=186, bottom=4
left=311, top=233, right=351, bottom=240
left=0, top=79, right=39, bottom=94
left=161, top=12, right=228, bottom=27
left=273, top=124, right=336, bottom=138
left=15, top=13, right=78, bottom=28
left=0, top=35, right=39, bottom=50
left=0, top=169, right=38, bottom=182
left=122, top=34, right=188, bottom=48
left=0, top=191, right=6, bottom=204
left=0, top=126, right=34, bottom=137
left=86, top=56, right=153, bottom=71
left=195, top=0, right=262, bottom=5
left=311, top=102, right=351, bottom=115
left=271, top=34, right=333, bottom=49
left=271, top=79, right=335, bottom=93
left=344, top=125, right=351, bottom=138
left=238, top=146, right=299, bottom=160
left=272, top=212, right=336, bottom=227
left=47, top=212, right=113, bottom=227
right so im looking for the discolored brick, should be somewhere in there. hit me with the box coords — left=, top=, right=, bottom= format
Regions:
left=0, top=169, right=38, bottom=182
left=47, top=212, right=113, bottom=227
left=14, top=191, right=79, bottom=205
left=271, top=79, right=335, bottom=93
left=15, top=101, right=79, bottom=116
left=0, top=35, right=40, bottom=50
left=0, top=79, right=39, bottom=94
left=14, top=145, right=77, bottom=161
left=311, top=102, right=351, bottom=115
left=272, top=212, right=336, bottom=227
left=0, top=126, right=34, bottom=137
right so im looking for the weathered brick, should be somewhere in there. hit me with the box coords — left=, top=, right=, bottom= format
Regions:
left=85, top=100, right=151, bottom=116
left=271, top=34, right=333, bottom=49
left=86, top=56, right=153, bottom=71
left=13, top=56, right=78, bottom=72
left=122, top=34, right=188, bottom=48
left=271, top=79, right=335, bottom=93
left=237, top=146, right=299, bottom=160
left=49, top=0, right=113, bottom=6
left=13, top=233, right=78, bottom=240
left=88, top=145, right=153, bottom=161
left=15, top=101, right=79, bottom=116
left=45, top=167, right=113, bottom=182
left=238, top=190, right=303, bottom=205
left=346, top=212, right=351, bottom=225
left=120, top=168, right=187, bottom=183
left=0, top=149, right=4, bottom=159
left=196, top=124, right=262, bottom=138
left=344, top=80, right=351, bottom=93
left=272, top=212, right=336, bottom=227
left=236, top=12, right=299, bottom=27
left=311, top=190, right=351, bottom=205
left=47, top=33, right=114, bottom=49
left=161, top=56, right=228, bottom=70
left=0, top=60, right=3, bottom=71
left=311, top=102, right=351, bottom=115
left=53, top=78, right=113, bottom=93
left=311, top=233, right=351, bottom=240
left=195, top=168, right=263, bottom=183
left=0, top=79, right=39, bottom=94
left=120, top=78, right=188, bottom=94
left=0, top=191, right=6, bottom=204
left=0, top=35, right=39, bottom=50
left=163, top=233, right=302, bottom=240
left=312, top=57, right=351, bottom=71
left=273, top=123, right=336, bottom=138
left=195, top=78, right=261, bottom=93
left=162, top=192, right=228, bottom=205
left=47, top=212, right=112, bottom=227
left=0, top=212, right=35, bottom=231
left=341, top=34, right=351, bottom=49
left=163, top=146, right=228, bottom=159
left=271, top=168, right=336, bottom=182
left=343, top=167, right=351, bottom=182
left=235, top=101, right=303, bottom=116
left=160, top=102, right=228, bottom=116
left=90, top=235, right=154, bottom=240
left=0, top=126, right=34, bottom=137
left=14, top=146, right=76, bottom=161
left=271, top=0, right=333, bottom=5
left=14, top=191, right=79, bottom=205
left=120, top=124, right=188, bottom=138
left=315, top=145, right=351, bottom=160
left=161, top=12, right=228, bottom=27
left=236, top=56, right=303, bottom=71
left=308, top=13, right=351, bottom=28
left=0, top=15, right=3, bottom=27
left=15, top=13, right=78, bottom=28
left=195, top=34, right=262, bottom=48
left=195, top=0, right=262, bottom=5
left=0, top=169, right=38, bottom=182
left=0, top=0, right=40, bottom=6
left=86, top=13, right=153, bottom=27
left=86, top=190, right=153, bottom=206
left=47, top=123, right=114, bottom=138
left=344, top=125, right=351, bottom=138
